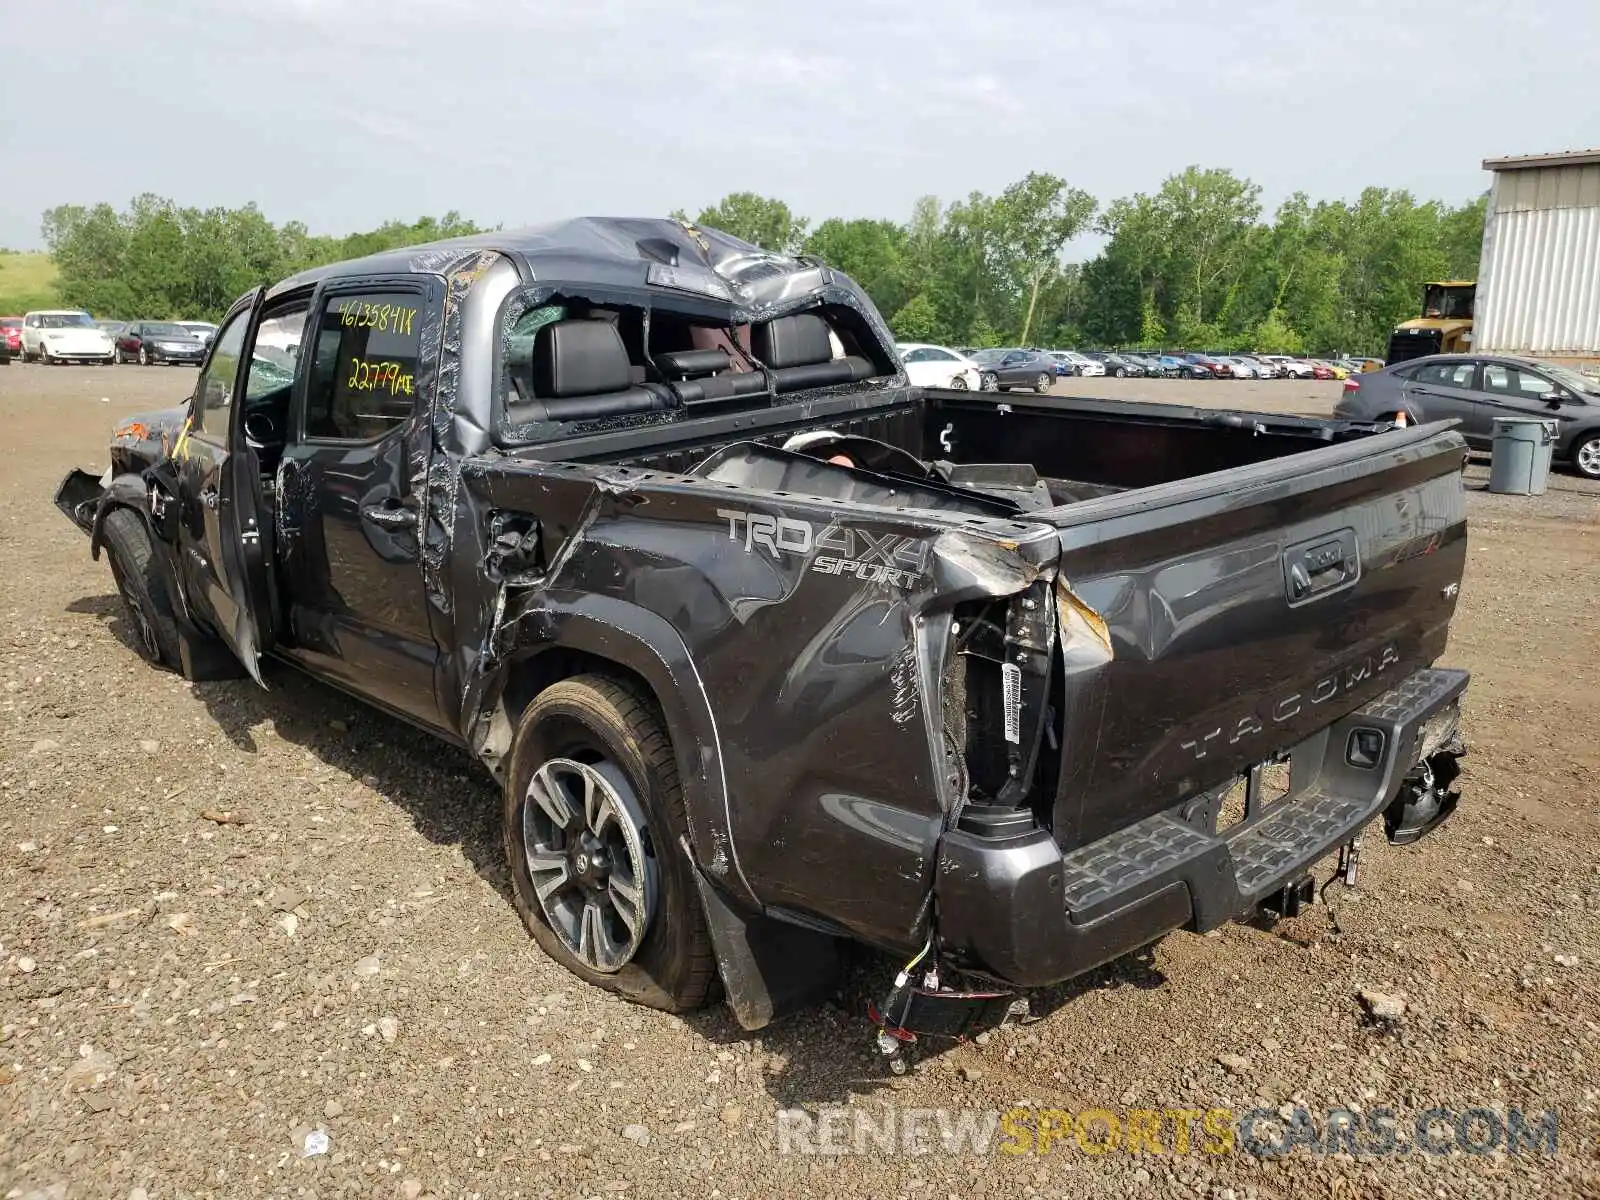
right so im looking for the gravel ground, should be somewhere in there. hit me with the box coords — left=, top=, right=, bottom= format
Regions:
left=2, top=364, right=1597, bottom=1199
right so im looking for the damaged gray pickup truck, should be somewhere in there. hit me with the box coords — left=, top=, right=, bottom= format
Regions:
left=56, top=218, right=1469, bottom=1060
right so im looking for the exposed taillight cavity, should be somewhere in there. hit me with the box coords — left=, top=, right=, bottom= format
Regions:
left=1343, top=378, right=1360, bottom=392
left=942, top=582, right=1059, bottom=819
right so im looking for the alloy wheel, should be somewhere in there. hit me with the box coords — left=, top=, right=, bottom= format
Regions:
left=521, top=757, right=657, bottom=973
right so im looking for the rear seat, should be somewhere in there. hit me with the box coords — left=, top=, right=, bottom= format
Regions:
left=506, top=320, right=673, bottom=423
left=752, top=313, right=875, bottom=392
left=654, top=348, right=769, bottom=406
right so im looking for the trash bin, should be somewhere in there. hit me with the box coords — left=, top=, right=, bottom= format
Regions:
left=1488, top=417, right=1557, bottom=496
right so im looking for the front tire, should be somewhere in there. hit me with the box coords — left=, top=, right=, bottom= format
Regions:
left=948, top=375, right=968, bottom=390
left=101, top=508, right=183, bottom=670
left=1114, top=367, right=1127, bottom=378
left=503, top=675, right=715, bottom=1012
left=1571, top=433, right=1600, bottom=480
left=138, top=346, right=150, bottom=366
left=980, top=372, right=998, bottom=392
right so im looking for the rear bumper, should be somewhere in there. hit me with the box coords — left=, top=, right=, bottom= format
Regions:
left=935, top=667, right=1467, bottom=988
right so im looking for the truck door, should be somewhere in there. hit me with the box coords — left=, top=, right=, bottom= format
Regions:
left=173, top=288, right=273, bottom=682
left=273, top=277, right=445, bottom=731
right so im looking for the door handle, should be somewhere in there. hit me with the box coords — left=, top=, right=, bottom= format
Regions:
left=1283, top=529, right=1360, bottom=605
left=360, top=499, right=418, bottom=530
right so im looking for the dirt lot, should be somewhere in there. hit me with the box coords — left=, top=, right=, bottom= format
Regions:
left=2, top=364, right=1598, bottom=1199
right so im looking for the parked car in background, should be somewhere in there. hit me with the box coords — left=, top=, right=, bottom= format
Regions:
left=20, top=310, right=116, bottom=364
left=1090, top=352, right=1145, bottom=378
left=1231, top=355, right=1279, bottom=379
left=1175, top=353, right=1229, bottom=379
left=969, top=347, right=1058, bottom=392
left=116, top=321, right=209, bottom=366
left=1048, top=352, right=1074, bottom=377
left=1155, top=355, right=1187, bottom=377
left=1056, top=350, right=1104, bottom=377
left=95, top=320, right=129, bottom=341
left=1305, top=360, right=1339, bottom=380
left=1125, top=353, right=1171, bottom=377
left=896, top=342, right=982, bottom=390
left=1257, top=355, right=1315, bottom=379
left=1335, top=353, right=1600, bottom=479
left=0, top=317, right=21, bottom=361
left=1217, top=356, right=1261, bottom=379
left=176, top=320, right=218, bottom=345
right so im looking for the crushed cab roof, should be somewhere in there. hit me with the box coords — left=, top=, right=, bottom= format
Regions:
left=274, top=218, right=832, bottom=313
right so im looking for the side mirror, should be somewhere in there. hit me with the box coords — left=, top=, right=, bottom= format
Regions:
left=1540, top=391, right=1564, bottom=408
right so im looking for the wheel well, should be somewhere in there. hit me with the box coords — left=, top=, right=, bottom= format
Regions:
left=478, top=648, right=664, bottom=780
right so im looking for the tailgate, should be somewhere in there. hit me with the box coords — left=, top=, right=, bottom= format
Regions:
left=1043, top=423, right=1467, bottom=849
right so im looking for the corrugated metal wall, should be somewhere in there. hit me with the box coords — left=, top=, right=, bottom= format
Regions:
left=1475, top=164, right=1600, bottom=358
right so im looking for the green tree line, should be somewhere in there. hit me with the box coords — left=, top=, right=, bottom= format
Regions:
left=38, top=196, right=480, bottom=321
left=686, top=169, right=1484, bottom=355
left=38, top=169, right=1485, bottom=355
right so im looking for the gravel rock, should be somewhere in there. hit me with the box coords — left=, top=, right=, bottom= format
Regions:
left=621, top=1123, right=651, bottom=1147
left=1217, top=1053, right=1252, bottom=1075
left=353, top=954, right=381, bottom=978
left=1358, top=989, right=1407, bottom=1021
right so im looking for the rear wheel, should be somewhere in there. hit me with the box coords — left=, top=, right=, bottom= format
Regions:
left=101, top=508, right=183, bottom=671
left=980, top=372, right=998, bottom=392
left=1571, top=433, right=1600, bottom=480
left=503, top=675, right=715, bottom=1012
left=1034, top=372, right=1052, bottom=393
left=138, top=346, right=150, bottom=366
left=948, top=375, right=968, bottom=390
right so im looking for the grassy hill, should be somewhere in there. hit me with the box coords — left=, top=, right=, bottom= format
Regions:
left=0, top=252, right=61, bottom=315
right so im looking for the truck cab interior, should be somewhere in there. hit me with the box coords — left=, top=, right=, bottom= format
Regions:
left=499, top=296, right=894, bottom=435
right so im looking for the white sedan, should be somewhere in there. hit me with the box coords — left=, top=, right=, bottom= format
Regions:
left=897, top=343, right=982, bottom=390
left=1054, top=351, right=1105, bottom=377
left=21, top=310, right=116, bottom=364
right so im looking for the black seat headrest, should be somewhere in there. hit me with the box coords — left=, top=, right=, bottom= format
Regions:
left=656, top=348, right=730, bottom=378
left=753, top=313, right=833, bottom=369
left=533, top=320, right=633, bottom=398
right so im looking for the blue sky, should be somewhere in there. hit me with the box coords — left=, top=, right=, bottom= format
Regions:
left=2, top=0, right=1596, bottom=251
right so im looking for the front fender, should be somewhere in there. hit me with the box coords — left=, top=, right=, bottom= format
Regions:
left=478, top=590, right=755, bottom=909
left=88, top=473, right=155, bottom=561
left=81, top=470, right=192, bottom=626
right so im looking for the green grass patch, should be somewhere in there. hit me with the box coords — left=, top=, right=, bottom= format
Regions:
left=0, top=252, right=61, bottom=315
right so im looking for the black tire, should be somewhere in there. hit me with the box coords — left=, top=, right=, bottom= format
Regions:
left=1570, top=432, right=1600, bottom=480
left=138, top=346, right=150, bottom=366
left=1034, top=372, right=1052, bottom=393
left=1114, top=367, right=1127, bottom=378
left=101, top=507, right=183, bottom=671
left=948, top=375, right=968, bottom=390
left=503, top=674, right=715, bottom=1013
left=980, top=371, right=998, bottom=392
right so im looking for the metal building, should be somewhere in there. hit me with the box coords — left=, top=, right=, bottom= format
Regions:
left=1475, top=149, right=1600, bottom=367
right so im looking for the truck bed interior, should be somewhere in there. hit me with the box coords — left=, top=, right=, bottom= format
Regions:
left=497, top=299, right=1381, bottom=511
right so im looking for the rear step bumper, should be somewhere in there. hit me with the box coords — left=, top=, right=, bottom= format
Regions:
left=935, top=667, right=1468, bottom=988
